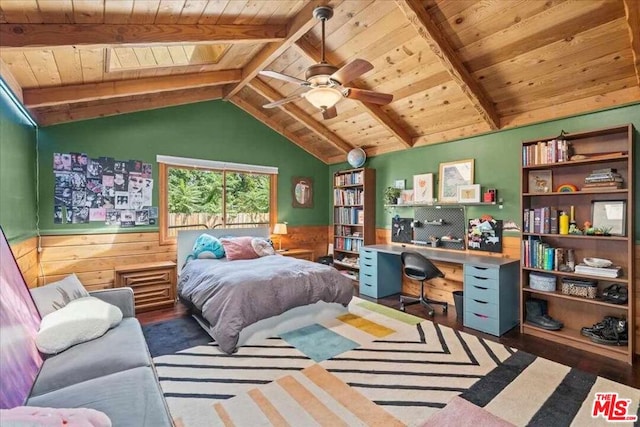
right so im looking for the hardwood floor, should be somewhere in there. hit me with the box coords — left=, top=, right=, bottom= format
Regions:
left=138, top=292, right=639, bottom=389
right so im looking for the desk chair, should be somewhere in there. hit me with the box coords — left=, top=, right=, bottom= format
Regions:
left=400, top=251, right=448, bottom=317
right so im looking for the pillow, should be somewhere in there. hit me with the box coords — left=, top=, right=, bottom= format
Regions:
left=36, top=296, right=123, bottom=354
left=251, top=237, right=276, bottom=257
left=220, top=236, right=260, bottom=261
left=31, top=273, right=90, bottom=318
left=0, top=406, right=111, bottom=427
left=186, top=234, right=225, bottom=263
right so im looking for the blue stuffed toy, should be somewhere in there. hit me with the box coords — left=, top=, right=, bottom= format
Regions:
left=185, top=234, right=225, bottom=263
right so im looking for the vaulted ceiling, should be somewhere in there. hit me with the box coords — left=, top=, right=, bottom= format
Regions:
left=1, top=0, right=638, bottom=164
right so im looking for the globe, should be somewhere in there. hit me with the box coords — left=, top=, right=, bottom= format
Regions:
left=347, top=148, right=366, bottom=168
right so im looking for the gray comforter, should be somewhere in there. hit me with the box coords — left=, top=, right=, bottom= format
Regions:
left=178, top=255, right=354, bottom=354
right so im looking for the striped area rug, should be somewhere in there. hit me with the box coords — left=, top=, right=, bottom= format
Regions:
left=151, top=298, right=639, bottom=426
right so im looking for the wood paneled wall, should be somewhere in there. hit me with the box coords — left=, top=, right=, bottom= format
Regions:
left=10, top=236, right=38, bottom=288
left=277, top=225, right=328, bottom=261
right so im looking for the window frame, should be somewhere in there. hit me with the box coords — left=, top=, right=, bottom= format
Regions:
left=158, top=161, right=278, bottom=245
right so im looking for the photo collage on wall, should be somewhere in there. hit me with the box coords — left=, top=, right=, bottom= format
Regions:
left=53, top=153, right=157, bottom=227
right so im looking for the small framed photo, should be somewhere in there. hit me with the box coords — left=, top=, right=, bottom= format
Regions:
left=457, top=184, right=481, bottom=203
left=591, top=200, right=626, bottom=236
left=413, top=173, right=434, bottom=203
left=528, top=169, right=552, bottom=193
left=394, top=179, right=405, bottom=189
left=400, top=189, right=414, bottom=204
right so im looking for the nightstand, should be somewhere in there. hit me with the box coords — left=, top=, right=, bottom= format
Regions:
left=280, top=248, right=314, bottom=261
left=114, top=261, right=176, bottom=313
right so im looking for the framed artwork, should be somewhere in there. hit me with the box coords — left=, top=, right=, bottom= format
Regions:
left=394, top=179, right=405, bottom=189
left=591, top=200, right=626, bottom=236
left=457, top=184, right=481, bottom=203
left=528, top=169, right=552, bottom=193
left=292, top=177, right=313, bottom=208
left=438, top=159, right=474, bottom=203
left=413, top=173, right=434, bottom=203
left=400, top=189, right=414, bottom=204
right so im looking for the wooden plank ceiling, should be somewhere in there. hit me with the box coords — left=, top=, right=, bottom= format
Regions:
left=0, top=0, right=638, bottom=164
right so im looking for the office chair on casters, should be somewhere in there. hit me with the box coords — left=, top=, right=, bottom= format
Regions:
left=400, top=251, right=448, bottom=317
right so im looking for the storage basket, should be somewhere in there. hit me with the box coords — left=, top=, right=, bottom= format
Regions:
left=529, top=272, right=556, bottom=292
left=561, top=279, right=597, bottom=299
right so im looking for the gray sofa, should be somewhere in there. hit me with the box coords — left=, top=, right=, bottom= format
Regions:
left=26, top=287, right=173, bottom=426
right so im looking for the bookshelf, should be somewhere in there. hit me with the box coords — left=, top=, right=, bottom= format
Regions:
left=333, top=168, right=375, bottom=280
left=520, top=124, right=634, bottom=364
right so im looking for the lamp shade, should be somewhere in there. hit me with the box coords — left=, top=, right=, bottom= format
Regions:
left=273, top=223, right=288, bottom=235
left=304, top=87, right=342, bottom=110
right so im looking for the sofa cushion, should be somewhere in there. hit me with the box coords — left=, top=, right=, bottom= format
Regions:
left=30, top=318, right=150, bottom=397
left=36, top=296, right=123, bottom=354
left=31, top=274, right=89, bottom=317
left=27, top=366, right=173, bottom=427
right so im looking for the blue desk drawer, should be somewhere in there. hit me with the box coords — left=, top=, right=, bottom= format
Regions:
left=360, top=248, right=376, bottom=261
left=359, top=276, right=377, bottom=298
left=360, top=260, right=377, bottom=272
left=465, top=265, right=499, bottom=280
left=359, top=269, right=377, bottom=284
left=464, top=311, right=499, bottom=336
left=465, top=298, right=498, bottom=318
left=465, top=281, right=499, bottom=303
left=464, top=274, right=499, bottom=291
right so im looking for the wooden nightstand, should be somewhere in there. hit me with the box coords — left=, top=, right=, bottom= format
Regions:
left=280, top=248, right=314, bottom=261
left=114, top=261, right=176, bottom=313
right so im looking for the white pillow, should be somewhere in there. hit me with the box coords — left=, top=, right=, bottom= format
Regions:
left=251, top=237, right=276, bottom=257
left=36, top=297, right=123, bottom=354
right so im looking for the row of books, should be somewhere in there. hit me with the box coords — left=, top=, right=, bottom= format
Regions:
left=522, top=237, right=572, bottom=270
left=334, top=171, right=364, bottom=186
left=334, top=225, right=360, bottom=237
left=333, top=188, right=364, bottom=206
left=334, top=237, right=364, bottom=252
left=582, top=168, right=623, bottom=192
left=334, top=207, right=364, bottom=225
left=523, top=207, right=560, bottom=234
left=522, top=138, right=571, bottom=166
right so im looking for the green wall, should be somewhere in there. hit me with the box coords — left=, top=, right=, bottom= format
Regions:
left=330, top=103, right=640, bottom=240
left=38, top=100, right=329, bottom=234
left=0, top=90, right=37, bottom=243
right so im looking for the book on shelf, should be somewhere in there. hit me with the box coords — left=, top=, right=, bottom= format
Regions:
left=574, top=264, right=621, bottom=278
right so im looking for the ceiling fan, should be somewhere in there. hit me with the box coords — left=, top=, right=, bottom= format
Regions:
left=258, top=6, right=393, bottom=120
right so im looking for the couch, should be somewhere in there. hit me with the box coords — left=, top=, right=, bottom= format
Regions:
left=26, top=287, right=173, bottom=426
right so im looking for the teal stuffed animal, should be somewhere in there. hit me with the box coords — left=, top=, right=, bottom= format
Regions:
left=185, top=234, right=225, bottom=263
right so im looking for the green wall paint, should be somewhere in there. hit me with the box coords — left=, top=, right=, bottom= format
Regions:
left=0, top=92, right=37, bottom=243
left=330, top=103, right=640, bottom=241
left=38, top=100, right=329, bottom=234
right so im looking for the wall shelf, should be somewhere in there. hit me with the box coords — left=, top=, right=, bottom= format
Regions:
left=384, top=200, right=503, bottom=209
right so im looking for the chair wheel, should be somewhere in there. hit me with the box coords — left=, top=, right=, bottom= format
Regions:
left=400, top=305, right=406, bottom=312
left=443, top=305, right=448, bottom=313
left=428, top=310, right=435, bottom=317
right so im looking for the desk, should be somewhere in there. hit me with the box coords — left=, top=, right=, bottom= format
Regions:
left=360, top=244, right=519, bottom=336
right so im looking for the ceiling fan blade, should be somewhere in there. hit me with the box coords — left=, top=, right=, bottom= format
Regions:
left=259, top=70, right=308, bottom=86
left=322, top=106, right=337, bottom=120
left=330, top=59, right=373, bottom=85
left=346, top=88, right=393, bottom=105
left=262, top=94, right=303, bottom=109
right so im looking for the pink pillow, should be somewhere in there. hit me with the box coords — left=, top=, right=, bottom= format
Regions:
left=221, top=236, right=260, bottom=261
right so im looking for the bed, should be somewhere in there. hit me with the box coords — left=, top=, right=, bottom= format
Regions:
left=176, top=228, right=354, bottom=354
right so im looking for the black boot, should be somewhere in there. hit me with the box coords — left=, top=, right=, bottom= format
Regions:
left=525, top=298, right=563, bottom=330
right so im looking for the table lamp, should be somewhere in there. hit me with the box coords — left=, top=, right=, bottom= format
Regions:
left=273, top=223, right=288, bottom=251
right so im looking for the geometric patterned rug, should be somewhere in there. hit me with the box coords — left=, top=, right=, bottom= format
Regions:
left=149, top=297, right=639, bottom=426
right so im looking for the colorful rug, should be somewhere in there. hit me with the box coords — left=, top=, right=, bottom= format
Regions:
left=146, top=297, right=639, bottom=426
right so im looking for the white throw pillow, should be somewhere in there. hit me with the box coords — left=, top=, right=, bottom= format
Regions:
left=36, top=297, right=123, bottom=354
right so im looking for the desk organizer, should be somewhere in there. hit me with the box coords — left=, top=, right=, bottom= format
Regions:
left=414, top=206, right=465, bottom=251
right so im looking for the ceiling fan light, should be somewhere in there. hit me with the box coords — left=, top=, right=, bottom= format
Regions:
left=304, top=87, right=342, bottom=110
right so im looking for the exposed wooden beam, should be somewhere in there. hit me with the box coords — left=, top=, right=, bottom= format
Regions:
left=0, top=57, right=23, bottom=102
left=224, top=0, right=322, bottom=100
left=395, top=0, right=500, bottom=129
left=31, top=86, right=224, bottom=126
left=623, top=0, right=640, bottom=86
left=294, top=38, right=414, bottom=148
left=0, top=24, right=286, bottom=49
left=249, top=79, right=354, bottom=154
left=24, top=69, right=241, bottom=108
left=229, top=96, right=328, bottom=163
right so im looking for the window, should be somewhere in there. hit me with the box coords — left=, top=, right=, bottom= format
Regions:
left=158, top=156, right=277, bottom=244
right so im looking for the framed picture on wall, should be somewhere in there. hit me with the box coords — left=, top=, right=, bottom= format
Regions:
left=292, top=177, right=313, bottom=208
left=438, top=159, right=474, bottom=203
left=413, top=173, right=433, bottom=203
left=457, top=184, right=481, bottom=203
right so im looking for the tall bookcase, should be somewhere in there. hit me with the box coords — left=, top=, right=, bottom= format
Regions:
left=520, top=124, right=634, bottom=364
left=332, top=168, right=375, bottom=280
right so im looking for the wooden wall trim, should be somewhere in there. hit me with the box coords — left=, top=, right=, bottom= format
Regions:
left=10, top=237, right=38, bottom=288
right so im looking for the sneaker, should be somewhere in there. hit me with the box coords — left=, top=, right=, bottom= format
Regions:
left=581, top=316, right=616, bottom=339
left=589, top=317, right=628, bottom=346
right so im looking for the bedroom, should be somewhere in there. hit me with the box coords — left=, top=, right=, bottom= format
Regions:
left=0, top=0, right=639, bottom=425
